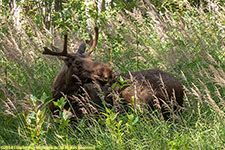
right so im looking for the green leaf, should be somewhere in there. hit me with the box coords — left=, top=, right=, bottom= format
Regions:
left=112, top=82, right=119, bottom=89
left=119, top=76, right=124, bottom=82
left=106, top=118, right=111, bottom=126
left=116, top=120, right=123, bottom=128
left=110, top=112, right=118, bottom=121
left=62, top=109, right=71, bottom=121
left=53, top=101, right=59, bottom=107
left=132, top=116, right=139, bottom=125
left=123, top=83, right=131, bottom=87
left=39, top=92, right=48, bottom=104
left=54, top=97, right=67, bottom=110
left=30, top=95, right=37, bottom=105
left=101, top=112, right=109, bottom=117
left=127, top=114, right=134, bottom=120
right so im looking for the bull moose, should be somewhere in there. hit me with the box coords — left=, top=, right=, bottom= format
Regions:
left=43, top=27, right=184, bottom=120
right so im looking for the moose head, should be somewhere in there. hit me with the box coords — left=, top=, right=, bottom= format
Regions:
left=43, top=27, right=112, bottom=85
left=43, top=27, right=113, bottom=117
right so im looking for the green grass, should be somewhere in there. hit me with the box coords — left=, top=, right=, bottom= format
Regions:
left=0, top=1, right=224, bottom=149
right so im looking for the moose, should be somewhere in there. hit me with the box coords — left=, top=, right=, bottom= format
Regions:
left=43, top=27, right=184, bottom=120
left=43, top=27, right=113, bottom=119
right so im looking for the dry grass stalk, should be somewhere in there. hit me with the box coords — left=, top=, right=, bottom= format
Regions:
left=205, top=88, right=224, bottom=116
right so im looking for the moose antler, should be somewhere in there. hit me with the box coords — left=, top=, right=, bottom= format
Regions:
left=43, top=27, right=98, bottom=57
left=85, top=27, right=98, bottom=56
left=43, top=34, right=71, bottom=57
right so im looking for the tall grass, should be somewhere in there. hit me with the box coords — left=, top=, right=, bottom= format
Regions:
left=0, top=1, right=224, bottom=149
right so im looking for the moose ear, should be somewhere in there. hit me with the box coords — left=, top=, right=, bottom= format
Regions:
left=76, top=33, right=93, bottom=55
left=76, top=42, right=86, bottom=54
left=85, top=34, right=93, bottom=47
